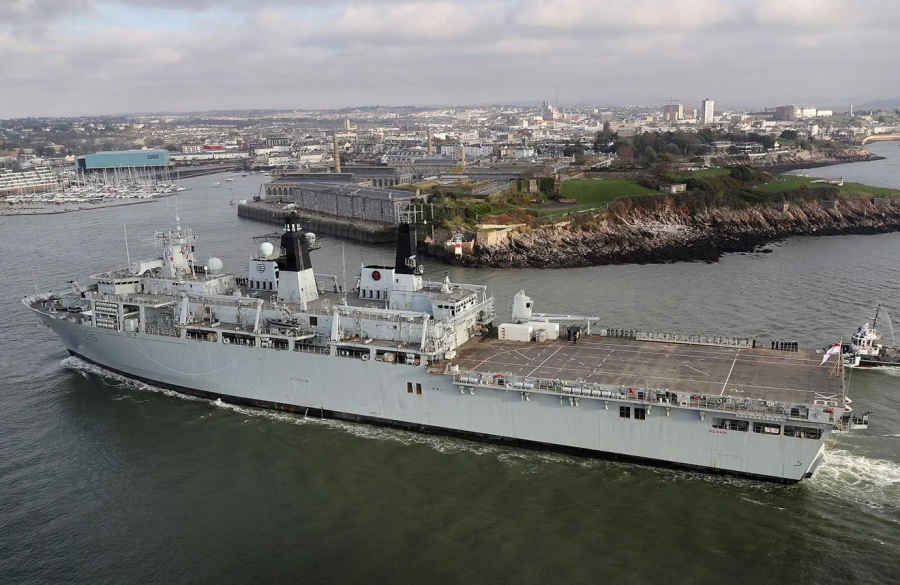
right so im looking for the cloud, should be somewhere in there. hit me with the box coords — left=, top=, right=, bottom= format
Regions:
left=518, top=0, right=741, bottom=31
left=0, top=0, right=899, bottom=117
left=0, top=0, right=95, bottom=23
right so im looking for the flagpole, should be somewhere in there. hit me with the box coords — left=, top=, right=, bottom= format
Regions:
left=830, top=335, right=842, bottom=377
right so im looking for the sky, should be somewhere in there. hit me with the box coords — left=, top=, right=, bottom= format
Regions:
left=1, top=0, right=899, bottom=117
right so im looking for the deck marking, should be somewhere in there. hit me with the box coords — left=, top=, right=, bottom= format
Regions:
left=459, top=358, right=811, bottom=394
left=721, top=351, right=740, bottom=395
left=512, top=350, right=530, bottom=361
left=527, top=347, right=563, bottom=377
left=682, top=362, right=710, bottom=377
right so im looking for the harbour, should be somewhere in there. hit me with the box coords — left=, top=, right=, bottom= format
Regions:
left=2, top=145, right=900, bottom=583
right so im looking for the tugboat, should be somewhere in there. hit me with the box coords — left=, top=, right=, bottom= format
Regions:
left=842, top=304, right=900, bottom=368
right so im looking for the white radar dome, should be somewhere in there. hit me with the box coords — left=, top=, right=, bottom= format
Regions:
left=259, top=242, right=275, bottom=257
left=207, top=257, right=224, bottom=274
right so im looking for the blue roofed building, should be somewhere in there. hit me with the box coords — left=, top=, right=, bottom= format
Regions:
left=76, top=149, right=170, bottom=172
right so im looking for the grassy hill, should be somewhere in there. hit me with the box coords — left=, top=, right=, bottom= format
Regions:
left=560, top=179, right=657, bottom=206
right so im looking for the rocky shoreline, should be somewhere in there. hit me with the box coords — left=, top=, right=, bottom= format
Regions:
left=451, top=199, right=900, bottom=269
left=746, top=147, right=882, bottom=175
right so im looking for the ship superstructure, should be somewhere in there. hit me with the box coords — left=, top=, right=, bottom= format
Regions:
left=26, top=214, right=868, bottom=482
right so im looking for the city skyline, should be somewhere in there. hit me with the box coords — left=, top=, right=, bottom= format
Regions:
left=2, top=0, right=900, bottom=118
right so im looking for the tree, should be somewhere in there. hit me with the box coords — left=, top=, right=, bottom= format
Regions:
left=780, top=130, right=798, bottom=140
left=593, top=130, right=614, bottom=153
left=748, top=133, right=776, bottom=150
left=615, top=143, right=635, bottom=163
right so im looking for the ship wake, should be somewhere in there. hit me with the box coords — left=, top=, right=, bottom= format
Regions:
left=808, top=448, right=900, bottom=517
left=61, top=356, right=205, bottom=404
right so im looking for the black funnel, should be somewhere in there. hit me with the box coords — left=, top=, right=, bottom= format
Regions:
left=394, top=223, right=417, bottom=275
left=278, top=212, right=313, bottom=272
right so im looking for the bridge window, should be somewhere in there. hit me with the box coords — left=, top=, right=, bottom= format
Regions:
left=619, top=406, right=630, bottom=418
left=407, top=382, right=413, bottom=394
left=753, top=422, right=781, bottom=435
left=634, top=407, right=646, bottom=420
left=416, top=383, right=422, bottom=395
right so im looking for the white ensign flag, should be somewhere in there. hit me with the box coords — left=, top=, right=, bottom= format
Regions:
left=821, top=343, right=841, bottom=365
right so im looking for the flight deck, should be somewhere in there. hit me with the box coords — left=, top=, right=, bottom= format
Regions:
left=452, top=335, right=843, bottom=406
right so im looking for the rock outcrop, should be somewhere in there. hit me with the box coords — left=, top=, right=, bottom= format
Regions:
left=736, top=148, right=881, bottom=174
left=453, top=199, right=900, bottom=268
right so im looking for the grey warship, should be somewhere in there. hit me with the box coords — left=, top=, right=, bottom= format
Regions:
left=25, top=212, right=869, bottom=482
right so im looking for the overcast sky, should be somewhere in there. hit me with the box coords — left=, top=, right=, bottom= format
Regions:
left=2, top=0, right=898, bottom=117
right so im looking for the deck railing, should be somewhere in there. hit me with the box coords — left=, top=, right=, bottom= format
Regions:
left=452, top=370, right=833, bottom=424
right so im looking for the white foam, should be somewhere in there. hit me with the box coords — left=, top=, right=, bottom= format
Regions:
left=866, top=365, right=900, bottom=376
left=808, top=448, right=900, bottom=516
left=61, top=356, right=204, bottom=403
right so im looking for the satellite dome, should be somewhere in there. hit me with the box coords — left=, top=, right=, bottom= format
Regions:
left=259, top=242, right=275, bottom=257
left=207, top=257, right=224, bottom=274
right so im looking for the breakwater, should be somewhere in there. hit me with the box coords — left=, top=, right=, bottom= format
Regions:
left=237, top=202, right=396, bottom=243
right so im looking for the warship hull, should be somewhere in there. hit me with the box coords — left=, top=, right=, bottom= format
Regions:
left=38, top=313, right=829, bottom=483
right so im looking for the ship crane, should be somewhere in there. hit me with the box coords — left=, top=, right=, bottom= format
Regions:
left=511, top=290, right=599, bottom=334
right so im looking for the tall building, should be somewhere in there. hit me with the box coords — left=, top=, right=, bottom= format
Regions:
left=665, top=103, right=684, bottom=122
left=541, top=100, right=560, bottom=121
left=701, top=98, right=715, bottom=125
left=774, top=105, right=797, bottom=121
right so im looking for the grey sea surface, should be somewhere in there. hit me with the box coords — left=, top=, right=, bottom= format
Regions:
left=2, top=146, right=900, bottom=584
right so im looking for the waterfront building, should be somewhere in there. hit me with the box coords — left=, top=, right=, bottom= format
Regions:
left=0, top=167, right=65, bottom=196
left=264, top=179, right=424, bottom=224
left=75, top=149, right=170, bottom=173
left=300, top=165, right=413, bottom=188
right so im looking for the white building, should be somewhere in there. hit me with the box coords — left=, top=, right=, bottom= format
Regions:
left=816, top=109, right=834, bottom=117
left=701, top=98, right=715, bottom=125
left=439, top=144, right=494, bottom=158
left=514, top=147, right=536, bottom=159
